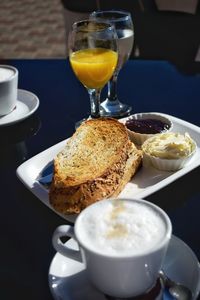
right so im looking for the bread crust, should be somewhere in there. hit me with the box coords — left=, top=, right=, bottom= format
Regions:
left=49, top=118, right=142, bottom=214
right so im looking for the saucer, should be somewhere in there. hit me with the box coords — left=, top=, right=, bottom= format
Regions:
left=0, top=89, right=39, bottom=126
left=48, top=235, right=200, bottom=300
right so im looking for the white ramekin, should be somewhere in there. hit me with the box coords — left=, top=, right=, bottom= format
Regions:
left=142, top=133, right=197, bottom=171
left=120, top=113, right=173, bottom=146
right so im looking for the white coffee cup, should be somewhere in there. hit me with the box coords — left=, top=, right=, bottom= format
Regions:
left=0, top=65, right=18, bottom=116
left=52, top=198, right=172, bottom=298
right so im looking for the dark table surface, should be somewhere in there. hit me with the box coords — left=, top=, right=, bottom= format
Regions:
left=1, top=58, right=200, bottom=300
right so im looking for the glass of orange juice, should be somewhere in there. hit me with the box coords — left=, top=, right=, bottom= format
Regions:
left=68, top=20, right=118, bottom=126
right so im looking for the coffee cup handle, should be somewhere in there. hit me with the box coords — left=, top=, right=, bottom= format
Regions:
left=52, top=225, right=82, bottom=262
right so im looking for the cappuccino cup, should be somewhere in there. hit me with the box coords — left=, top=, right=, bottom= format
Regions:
left=52, top=198, right=172, bottom=298
left=0, top=65, right=18, bottom=116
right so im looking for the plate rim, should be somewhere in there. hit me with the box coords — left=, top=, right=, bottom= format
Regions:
left=0, top=88, right=40, bottom=126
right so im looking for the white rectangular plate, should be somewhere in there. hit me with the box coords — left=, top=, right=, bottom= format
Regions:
left=16, top=113, right=200, bottom=223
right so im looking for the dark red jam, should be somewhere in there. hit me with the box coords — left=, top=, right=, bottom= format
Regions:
left=125, top=118, right=170, bottom=134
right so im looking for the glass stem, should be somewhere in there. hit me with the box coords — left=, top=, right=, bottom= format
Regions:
left=88, top=88, right=101, bottom=118
left=108, top=73, right=118, bottom=101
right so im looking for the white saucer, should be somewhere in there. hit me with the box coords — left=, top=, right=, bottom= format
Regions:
left=48, top=235, right=200, bottom=300
left=0, top=89, right=39, bottom=126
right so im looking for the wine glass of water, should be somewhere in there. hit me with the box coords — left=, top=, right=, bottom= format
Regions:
left=90, top=10, right=134, bottom=118
left=68, top=19, right=118, bottom=127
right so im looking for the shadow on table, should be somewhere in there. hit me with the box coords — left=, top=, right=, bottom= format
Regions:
left=0, top=115, right=41, bottom=166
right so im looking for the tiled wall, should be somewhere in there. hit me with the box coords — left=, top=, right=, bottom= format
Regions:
left=0, top=0, right=66, bottom=58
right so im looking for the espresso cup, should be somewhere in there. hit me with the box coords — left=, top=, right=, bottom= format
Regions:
left=0, top=65, right=18, bottom=116
left=52, top=198, right=172, bottom=298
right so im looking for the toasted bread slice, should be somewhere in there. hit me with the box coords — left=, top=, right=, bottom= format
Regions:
left=49, top=118, right=142, bottom=214
left=111, top=142, right=142, bottom=198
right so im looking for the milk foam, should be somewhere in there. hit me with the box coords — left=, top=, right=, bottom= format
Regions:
left=78, top=200, right=166, bottom=256
left=0, top=67, right=15, bottom=82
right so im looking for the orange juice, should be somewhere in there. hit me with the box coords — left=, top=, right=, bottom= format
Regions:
left=70, top=48, right=118, bottom=89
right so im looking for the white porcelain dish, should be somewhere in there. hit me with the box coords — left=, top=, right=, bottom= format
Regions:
left=120, top=112, right=173, bottom=145
left=142, top=132, right=197, bottom=171
left=48, top=235, right=200, bottom=300
left=143, top=151, right=197, bottom=171
left=0, top=89, right=39, bottom=126
left=16, top=113, right=200, bottom=223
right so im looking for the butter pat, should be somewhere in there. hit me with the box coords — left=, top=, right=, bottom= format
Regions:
left=142, top=132, right=196, bottom=159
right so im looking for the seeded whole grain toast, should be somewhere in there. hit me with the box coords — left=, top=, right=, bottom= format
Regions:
left=49, top=118, right=142, bottom=214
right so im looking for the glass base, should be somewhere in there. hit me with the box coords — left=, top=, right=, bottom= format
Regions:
left=75, top=115, right=96, bottom=129
left=100, top=99, right=132, bottom=118
left=75, top=117, right=88, bottom=130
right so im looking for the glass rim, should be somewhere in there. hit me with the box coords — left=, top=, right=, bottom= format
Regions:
left=90, top=9, right=132, bottom=22
left=72, top=18, right=114, bottom=31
